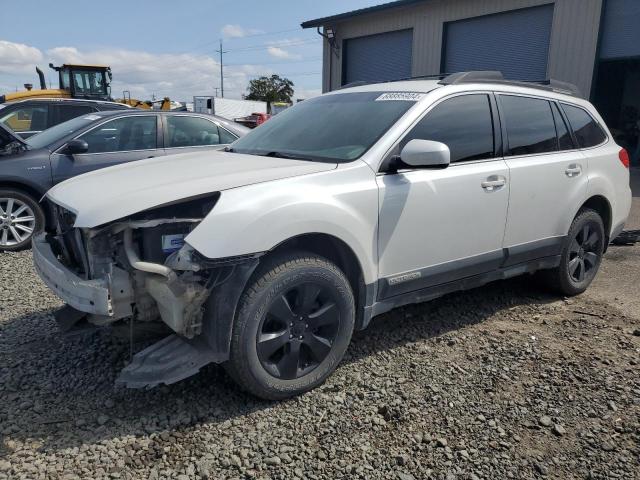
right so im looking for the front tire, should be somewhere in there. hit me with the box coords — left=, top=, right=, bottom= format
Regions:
left=0, top=189, right=44, bottom=252
left=225, top=252, right=355, bottom=400
left=542, top=208, right=605, bottom=296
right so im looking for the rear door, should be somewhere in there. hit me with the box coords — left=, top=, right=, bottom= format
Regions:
left=498, top=94, right=588, bottom=264
left=163, top=114, right=239, bottom=155
left=50, top=114, right=163, bottom=184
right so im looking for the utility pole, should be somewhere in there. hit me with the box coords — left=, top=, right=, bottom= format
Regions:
left=215, top=39, right=228, bottom=98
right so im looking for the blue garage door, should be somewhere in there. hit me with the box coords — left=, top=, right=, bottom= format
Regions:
left=342, top=29, right=413, bottom=85
left=599, top=0, right=640, bottom=59
left=444, top=5, right=554, bottom=81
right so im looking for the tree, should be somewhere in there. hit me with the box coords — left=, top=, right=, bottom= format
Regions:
left=245, top=74, right=294, bottom=112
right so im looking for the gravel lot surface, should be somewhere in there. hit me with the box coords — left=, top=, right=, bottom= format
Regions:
left=0, top=171, right=638, bottom=480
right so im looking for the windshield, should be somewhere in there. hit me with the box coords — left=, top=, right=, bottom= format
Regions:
left=26, top=114, right=101, bottom=150
left=72, top=70, right=107, bottom=96
left=230, top=91, right=421, bottom=162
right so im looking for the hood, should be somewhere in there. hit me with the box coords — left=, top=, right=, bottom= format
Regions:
left=47, top=150, right=337, bottom=228
left=0, top=123, right=27, bottom=152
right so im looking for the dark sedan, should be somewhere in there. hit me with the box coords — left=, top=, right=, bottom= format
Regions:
left=0, top=98, right=132, bottom=138
left=0, top=110, right=249, bottom=251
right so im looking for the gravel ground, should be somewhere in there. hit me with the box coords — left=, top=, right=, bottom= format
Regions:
left=0, top=173, right=639, bottom=480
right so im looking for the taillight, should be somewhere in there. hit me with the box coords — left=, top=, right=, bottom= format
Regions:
left=619, top=148, right=630, bottom=168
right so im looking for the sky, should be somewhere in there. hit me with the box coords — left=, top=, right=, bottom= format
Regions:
left=0, top=0, right=384, bottom=103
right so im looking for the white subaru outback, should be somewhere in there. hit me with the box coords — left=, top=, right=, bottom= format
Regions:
left=33, top=71, right=632, bottom=399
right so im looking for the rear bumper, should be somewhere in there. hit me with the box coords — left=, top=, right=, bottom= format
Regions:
left=32, top=233, right=113, bottom=316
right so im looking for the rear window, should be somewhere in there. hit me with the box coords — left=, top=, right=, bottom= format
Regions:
left=500, top=95, right=558, bottom=156
left=561, top=104, right=607, bottom=148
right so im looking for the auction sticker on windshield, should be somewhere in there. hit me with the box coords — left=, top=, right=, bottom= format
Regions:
left=375, top=92, right=426, bottom=102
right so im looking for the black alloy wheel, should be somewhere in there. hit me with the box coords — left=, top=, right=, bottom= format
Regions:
left=257, top=282, right=340, bottom=380
left=223, top=252, right=355, bottom=400
left=541, top=208, right=605, bottom=296
left=567, top=221, right=602, bottom=283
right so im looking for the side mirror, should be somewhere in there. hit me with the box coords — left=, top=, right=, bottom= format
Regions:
left=399, top=139, right=450, bottom=169
left=66, top=139, right=89, bottom=155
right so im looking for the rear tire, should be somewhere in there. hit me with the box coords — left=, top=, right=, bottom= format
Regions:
left=0, top=189, right=44, bottom=252
left=225, top=251, right=355, bottom=400
left=541, top=208, right=605, bottom=296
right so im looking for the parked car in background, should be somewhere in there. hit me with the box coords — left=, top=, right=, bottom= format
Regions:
left=32, top=72, right=631, bottom=399
left=0, top=110, right=248, bottom=251
left=234, top=112, right=271, bottom=128
left=0, top=98, right=132, bottom=138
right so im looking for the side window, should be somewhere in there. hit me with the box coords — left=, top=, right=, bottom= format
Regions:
left=56, top=105, right=96, bottom=124
left=400, top=94, right=494, bottom=162
left=500, top=96, right=558, bottom=156
left=166, top=116, right=222, bottom=148
left=551, top=103, right=574, bottom=151
left=78, top=116, right=157, bottom=153
left=218, top=126, right=238, bottom=144
left=561, top=104, right=607, bottom=148
left=0, top=105, right=48, bottom=133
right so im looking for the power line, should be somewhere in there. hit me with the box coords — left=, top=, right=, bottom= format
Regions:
left=224, top=27, right=303, bottom=40
left=225, top=57, right=322, bottom=67
left=224, top=39, right=318, bottom=53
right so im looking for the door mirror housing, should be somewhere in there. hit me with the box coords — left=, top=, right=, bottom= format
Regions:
left=399, top=139, right=450, bottom=169
left=66, top=139, right=89, bottom=155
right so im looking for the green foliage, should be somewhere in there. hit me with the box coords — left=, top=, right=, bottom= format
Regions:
left=246, top=75, right=294, bottom=110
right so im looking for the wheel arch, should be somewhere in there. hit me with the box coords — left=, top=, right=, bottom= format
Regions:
left=267, top=232, right=371, bottom=330
left=578, top=195, right=612, bottom=246
left=0, top=180, right=52, bottom=228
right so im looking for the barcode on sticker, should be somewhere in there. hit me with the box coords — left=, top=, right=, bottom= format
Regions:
left=375, top=92, right=426, bottom=102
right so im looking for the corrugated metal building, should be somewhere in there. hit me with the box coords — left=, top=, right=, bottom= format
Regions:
left=302, top=0, right=640, bottom=152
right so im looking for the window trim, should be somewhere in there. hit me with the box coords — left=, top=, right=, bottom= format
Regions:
left=550, top=101, right=576, bottom=152
left=559, top=101, right=609, bottom=151
left=162, top=114, right=238, bottom=150
left=54, top=114, right=160, bottom=156
left=379, top=91, right=501, bottom=173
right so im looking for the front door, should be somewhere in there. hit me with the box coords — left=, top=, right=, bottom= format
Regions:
left=377, top=93, right=510, bottom=299
left=50, top=115, right=163, bottom=184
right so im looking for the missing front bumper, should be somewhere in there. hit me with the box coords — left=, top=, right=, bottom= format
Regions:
left=32, top=233, right=113, bottom=316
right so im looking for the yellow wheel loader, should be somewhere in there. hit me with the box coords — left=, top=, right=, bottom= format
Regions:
left=1, top=64, right=173, bottom=110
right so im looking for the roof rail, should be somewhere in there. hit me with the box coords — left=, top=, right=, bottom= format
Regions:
left=338, top=73, right=451, bottom=90
left=439, top=71, right=505, bottom=85
left=438, top=71, right=582, bottom=98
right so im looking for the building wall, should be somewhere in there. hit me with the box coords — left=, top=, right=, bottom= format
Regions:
left=322, top=0, right=603, bottom=97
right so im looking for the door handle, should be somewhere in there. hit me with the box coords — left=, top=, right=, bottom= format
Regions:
left=481, top=176, right=506, bottom=191
left=565, top=164, right=582, bottom=177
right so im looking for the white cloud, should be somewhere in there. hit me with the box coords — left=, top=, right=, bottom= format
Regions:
left=0, top=39, right=321, bottom=102
left=221, top=24, right=262, bottom=39
left=45, top=45, right=268, bottom=101
left=0, top=40, right=43, bottom=74
left=267, top=46, right=302, bottom=60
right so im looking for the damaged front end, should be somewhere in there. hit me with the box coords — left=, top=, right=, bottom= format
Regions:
left=35, top=194, right=260, bottom=388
